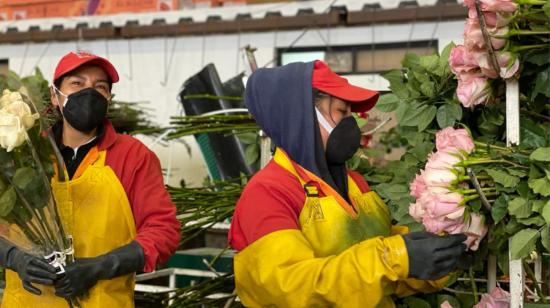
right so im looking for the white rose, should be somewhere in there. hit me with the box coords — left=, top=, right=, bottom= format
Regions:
left=0, top=90, right=12, bottom=107
left=4, top=101, right=39, bottom=129
left=0, top=89, right=23, bottom=108
left=0, top=111, right=27, bottom=152
left=9, top=91, right=23, bottom=103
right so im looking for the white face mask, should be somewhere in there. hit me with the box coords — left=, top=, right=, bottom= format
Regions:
left=52, top=85, right=69, bottom=107
left=315, top=107, right=335, bottom=134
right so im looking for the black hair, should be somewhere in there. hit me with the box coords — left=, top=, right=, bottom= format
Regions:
left=313, top=88, right=329, bottom=106
left=313, top=89, right=337, bottom=123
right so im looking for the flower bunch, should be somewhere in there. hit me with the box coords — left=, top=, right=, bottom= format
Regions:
left=0, top=90, right=40, bottom=152
left=449, top=0, right=520, bottom=108
left=0, top=89, right=80, bottom=306
left=409, top=127, right=488, bottom=250
left=449, top=0, right=550, bottom=108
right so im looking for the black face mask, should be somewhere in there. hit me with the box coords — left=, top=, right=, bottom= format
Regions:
left=325, top=116, right=361, bottom=164
left=60, top=88, right=109, bottom=133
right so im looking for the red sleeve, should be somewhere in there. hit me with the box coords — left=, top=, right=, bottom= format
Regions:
left=349, top=171, right=370, bottom=193
left=106, top=136, right=181, bottom=272
left=228, top=162, right=305, bottom=251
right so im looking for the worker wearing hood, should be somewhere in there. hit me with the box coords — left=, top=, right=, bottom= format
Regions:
left=228, top=61, right=467, bottom=307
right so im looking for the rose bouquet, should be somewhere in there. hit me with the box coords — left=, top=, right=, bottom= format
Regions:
left=449, top=0, right=550, bottom=108
left=409, top=126, right=550, bottom=258
left=0, top=89, right=79, bottom=306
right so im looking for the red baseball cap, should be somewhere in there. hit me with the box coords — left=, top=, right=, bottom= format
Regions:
left=53, top=51, right=119, bottom=84
left=312, top=60, right=379, bottom=112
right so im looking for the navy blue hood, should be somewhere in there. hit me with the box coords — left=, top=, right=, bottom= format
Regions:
left=245, top=62, right=321, bottom=175
left=245, top=62, right=349, bottom=198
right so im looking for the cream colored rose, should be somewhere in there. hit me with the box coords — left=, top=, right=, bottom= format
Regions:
left=4, top=101, right=39, bottom=129
left=0, top=90, right=13, bottom=107
left=0, top=110, right=27, bottom=152
left=1, top=90, right=25, bottom=107
left=0, top=90, right=40, bottom=151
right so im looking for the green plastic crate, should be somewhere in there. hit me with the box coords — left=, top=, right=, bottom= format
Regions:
left=166, top=248, right=234, bottom=287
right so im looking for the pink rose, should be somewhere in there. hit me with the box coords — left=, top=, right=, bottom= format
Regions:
left=474, top=287, right=510, bottom=308
left=423, top=150, right=464, bottom=186
left=419, top=187, right=464, bottom=219
left=410, top=171, right=427, bottom=199
left=498, top=51, right=519, bottom=79
left=456, top=73, right=491, bottom=108
left=464, top=19, right=507, bottom=51
left=462, top=213, right=488, bottom=251
left=436, top=127, right=475, bottom=154
left=480, top=0, right=517, bottom=13
left=423, top=216, right=465, bottom=235
left=463, top=0, right=517, bottom=13
left=449, top=45, right=479, bottom=75
left=469, top=8, right=513, bottom=27
left=464, top=18, right=484, bottom=49
left=475, top=52, right=498, bottom=78
left=417, top=187, right=465, bottom=234
left=490, top=27, right=509, bottom=50
left=423, top=167, right=457, bottom=188
left=441, top=300, right=455, bottom=308
left=474, top=51, right=519, bottom=79
left=409, top=201, right=425, bottom=222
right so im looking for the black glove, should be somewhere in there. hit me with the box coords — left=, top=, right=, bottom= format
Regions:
left=403, top=232, right=467, bottom=280
left=54, top=241, right=144, bottom=298
left=0, top=239, right=58, bottom=295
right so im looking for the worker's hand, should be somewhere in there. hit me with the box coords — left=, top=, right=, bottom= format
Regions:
left=54, top=241, right=144, bottom=298
left=6, top=247, right=58, bottom=295
left=54, top=257, right=104, bottom=298
left=402, top=232, right=467, bottom=280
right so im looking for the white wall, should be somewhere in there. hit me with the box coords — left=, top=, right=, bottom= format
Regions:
left=0, top=19, right=464, bottom=187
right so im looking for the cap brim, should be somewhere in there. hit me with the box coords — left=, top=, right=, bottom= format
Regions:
left=57, top=58, right=119, bottom=83
left=318, top=84, right=379, bottom=113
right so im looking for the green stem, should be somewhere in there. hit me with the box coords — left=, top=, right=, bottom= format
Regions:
left=515, top=0, right=546, bottom=4
left=27, top=205, right=57, bottom=249
left=473, top=141, right=508, bottom=151
left=461, top=188, right=497, bottom=194
left=24, top=215, right=50, bottom=248
left=469, top=267, right=479, bottom=304
left=511, top=44, right=549, bottom=52
left=457, top=175, right=491, bottom=181
left=460, top=194, right=480, bottom=205
left=494, top=30, right=550, bottom=38
left=459, top=192, right=498, bottom=205
left=13, top=216, right=43, bottom=247
left=460, top=159, right=528, bottom=169
left=523, top=260, right=547, bottom=303
left=37, top=207, right=60, bottom=248
left=521, top=109, right=550, bottom=121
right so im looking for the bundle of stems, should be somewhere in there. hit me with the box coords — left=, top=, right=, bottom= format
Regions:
left=168, top=181, right=244, bottom=245
left=107, top=101, right=160, bottom=135
left=165, top=273, right=239, bottom=308
left=139, top=114, right=258, bottom=139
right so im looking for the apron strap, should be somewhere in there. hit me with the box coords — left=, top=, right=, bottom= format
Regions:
left=273, top=148, right=359, bottom=218
left=72, top=146, right=101, bottom=180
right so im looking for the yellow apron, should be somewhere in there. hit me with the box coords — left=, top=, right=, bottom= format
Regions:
left=3, top=147, right=137, bottom=308
left=234, top=149, right=446, bottom=307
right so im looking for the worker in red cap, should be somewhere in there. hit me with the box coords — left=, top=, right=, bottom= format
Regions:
left=228, top=60, right=467, bottom=307
left=0, top=51, right=180, bottom=307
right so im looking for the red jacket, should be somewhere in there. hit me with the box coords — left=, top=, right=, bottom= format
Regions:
left=98, top=120, right=180, bottom=272
left=229, top=159, right=369, bottom=251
